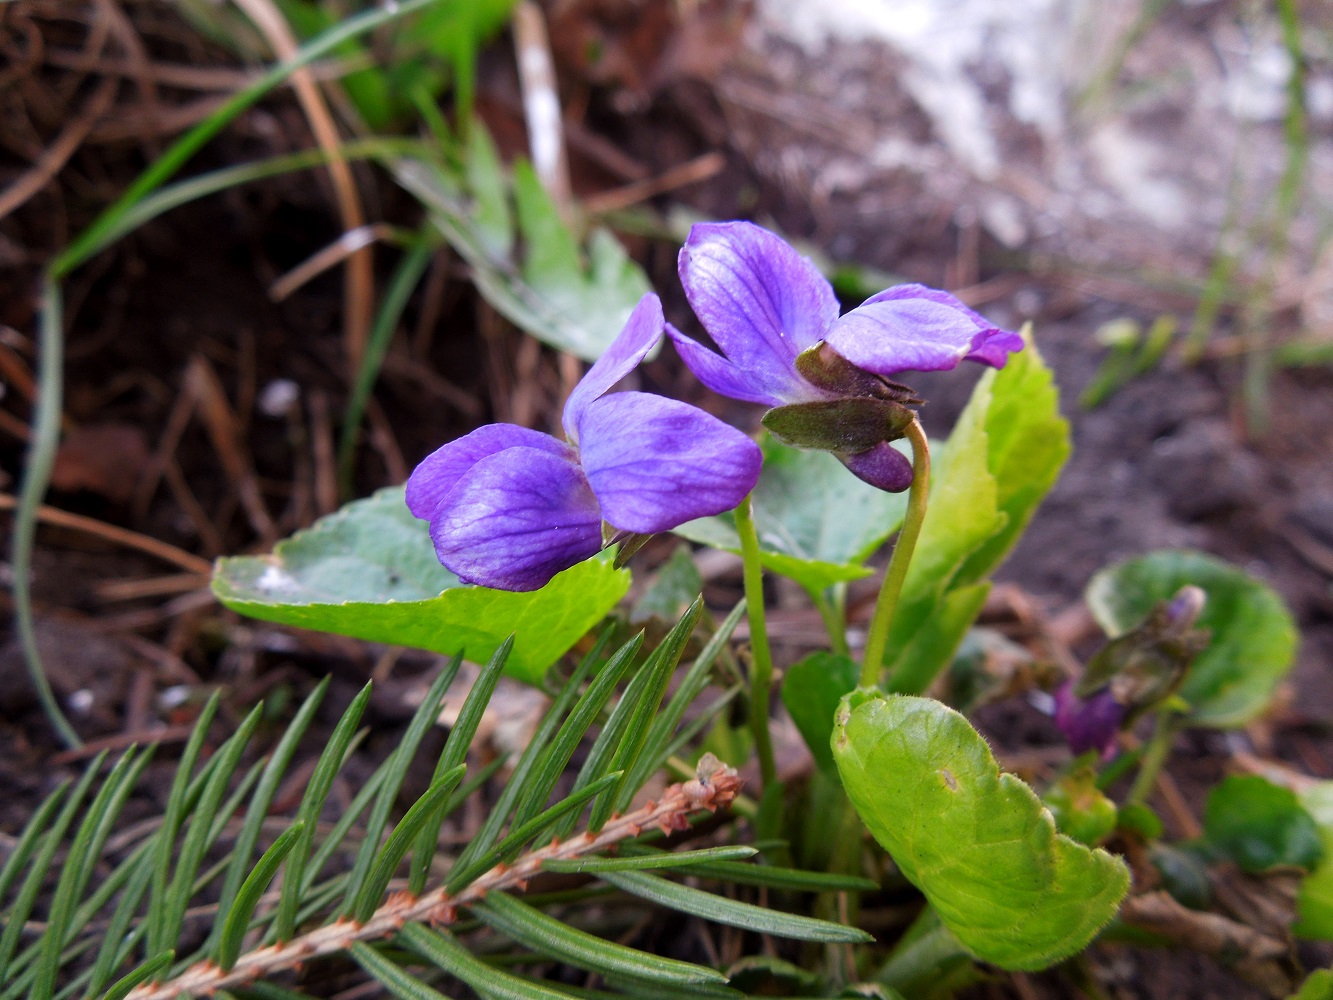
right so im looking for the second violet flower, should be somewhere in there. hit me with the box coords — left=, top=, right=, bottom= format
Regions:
left=667, top=222, right=1025, bottom=492
left=406, top=294, right=761, bottom=592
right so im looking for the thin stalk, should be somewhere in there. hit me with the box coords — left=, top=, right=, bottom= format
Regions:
left=14, top=280, right=80, bottom=748
left=1127, top=711, right=1178, bottom=807
left=860, top=419, right=931, bottom=689
left=810, top=588, right=850, bottom=658
left=733, top=495, right=777, bottom=788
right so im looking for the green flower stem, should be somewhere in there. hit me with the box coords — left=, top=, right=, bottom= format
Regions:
left=860, top=418, right=931, bottom=689
left=810, top=588, right=850, bottom=658
left=1127, top=710, right=1179, bottom=807
left=734, top=495, right=778, bottom=788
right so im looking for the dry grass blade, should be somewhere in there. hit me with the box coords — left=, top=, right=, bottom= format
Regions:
left=513, top=2, right=571, bottom=218
left=0, top=493, right=211, bottom=574
left=231, top=0, right=374, bottom=383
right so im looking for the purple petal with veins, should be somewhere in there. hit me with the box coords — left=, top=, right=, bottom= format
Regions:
left=1055, top=682, right=1125, bottom=759
left=577, top=391, right=762, bottom=534
left=562, top=293, right=664, bottom=442
left=678, top=221, right=839, bottom=382
left=426, top=446, right=603, bottom=592
left=406, top=424, right=572, bottom=521
left=824, top=285, right=1024, bottom=376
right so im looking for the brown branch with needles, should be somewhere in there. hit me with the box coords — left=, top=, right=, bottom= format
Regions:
left=125, top=761, right=744, bottom=1000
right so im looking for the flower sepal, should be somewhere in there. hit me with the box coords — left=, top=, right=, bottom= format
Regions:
left=793, top=342, right=922, bottom=404
left=761, top=397, right=916, bottom=454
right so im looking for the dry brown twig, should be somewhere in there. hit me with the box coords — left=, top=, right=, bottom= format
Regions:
left=124, top=762, right=744, bottom=1000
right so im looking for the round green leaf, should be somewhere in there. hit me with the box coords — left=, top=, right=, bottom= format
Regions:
left=212, top=487, right=630, bottom=684
left=1085, top=549, right=1298, bottom=727
left=833, top=691, right=1129, bottom=970
left=1204, top=775, right=1323, bottom=875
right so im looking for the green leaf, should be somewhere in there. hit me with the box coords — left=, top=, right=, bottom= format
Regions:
left=1290, top=969, right=1333, bottom=1000
left=630, top=545, right=703, bottom=625
left=398, top=923, right=577, bottom=1000
left=216, top=822, right=304, bottom=971
left=1204, top=775, right=1323, bottom=875
left=213, top=486, right=630, bottom=684
left=833, top=691, right=1129, bottom=970
left=1297, top=782, right=1333, bottom=939
left=101, top=951, right=174, bottom=1000
left=601, top=871, right=872, bottom=943
left=676, top=438, right=909, bottom=592
left=955, top=327, right=1071, bottom=585
left=394, top=154, right=651, bottom=362
left=1085, top=549, right=1299, bottom=727
left=884, top=582, right=991, bottom=697
left=542, top=847, right=757, bottom=874
left=474, top=891, right=730, bottom=987
left=781, top=651, right=859, bottom=773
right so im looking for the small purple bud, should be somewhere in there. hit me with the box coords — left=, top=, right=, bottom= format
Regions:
left=839, top=442, right=914, bottom=493
left=1055, top=681, right=1125, bottom=759
left=1166, top=585, right=1206, bottom=630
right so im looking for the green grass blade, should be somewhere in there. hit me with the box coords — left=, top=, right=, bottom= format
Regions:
left=658, top=686, right=742, bottom=766
left=340, top=656, right=461, bottom=914
left=204, top=676, right=330, bottom=957
left=515, top=632, right=642, bottom=831
left=449, top=634, right=608, bottom=878
left=31, top=747, right=149, bottom=1000
left=11, top=279, right=79, bottom=748
left=272, top=681, right=373, bottom=942
left=216, top=821, right=305, bottom=972
left=540, top=846, right=756, bottom=874
left=100, top=951, right=173, bottom=1000
left=474, top=890, right=729, bottom=988
left=303, top=758, right=387, bottom=893
left=410, top=637, right=513, bottom=894
left=592, top=599, right=702, bottom=828
left=446, top=773, right=621, bottom=894
left=338, top=234, right=436, bottom=496
left=0, top=752, right=106, bottom=982
left=147, top=692, right=220, bottom=957
left=600, top=871, right=872, bottom=943
left=50, top=0, right=446, bottom=278
left=398, top=923, right=575, bottom=1000
left=350, top=763, right=467, bottom=922
left=158, top=704, right=263, bottom=960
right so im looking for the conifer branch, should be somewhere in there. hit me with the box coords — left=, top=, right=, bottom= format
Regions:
left=125, top=761, right=743, bottom=999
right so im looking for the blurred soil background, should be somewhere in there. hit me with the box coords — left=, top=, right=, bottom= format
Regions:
left=1, top=1, right=1332, bottom=997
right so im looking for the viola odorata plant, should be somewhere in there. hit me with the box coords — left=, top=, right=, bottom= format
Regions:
left=405, top=293, right=762, bottom=591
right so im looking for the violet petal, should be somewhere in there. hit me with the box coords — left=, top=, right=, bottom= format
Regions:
left=1054, top=682, right=1125, bottom=759
left=562, top=293, right=664, bottom=442
left=839, top=442, right=915, bottom=493
left=666, top=323, right=812, bottom=407
left=824, top=285, right=1024, bottom=375
left=427, top=446, right=603, bottom=592
left=406, top=424, right=572, bottom=521
left=678, top=222, right=840, bottom=390
left=577, top=391, right=762, bottom=534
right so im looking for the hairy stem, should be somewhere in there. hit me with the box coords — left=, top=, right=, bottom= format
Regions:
left=734, top=495, right=777, bottom=788
left=860, top=419, right=931, bottom=689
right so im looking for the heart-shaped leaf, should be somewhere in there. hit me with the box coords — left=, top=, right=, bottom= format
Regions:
left=834, top=691, right=1129, bottom=970
left=1085, top=549, right=1298, bottom=727
left=212, top=487, right=630, bottom=684
left=1204, top=775, right=1322, bottom=875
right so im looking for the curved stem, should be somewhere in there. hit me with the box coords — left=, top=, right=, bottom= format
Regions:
left=859, top=419, right=932, bottom=690
left=734, top=495, right=777, bottom=788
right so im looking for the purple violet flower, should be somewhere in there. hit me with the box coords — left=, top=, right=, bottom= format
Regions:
left=666, top=222, right=1025, bottom=491
left=1054, top=682, right=1126, bottom=760
left=406, top=294, right=762, bottom=592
